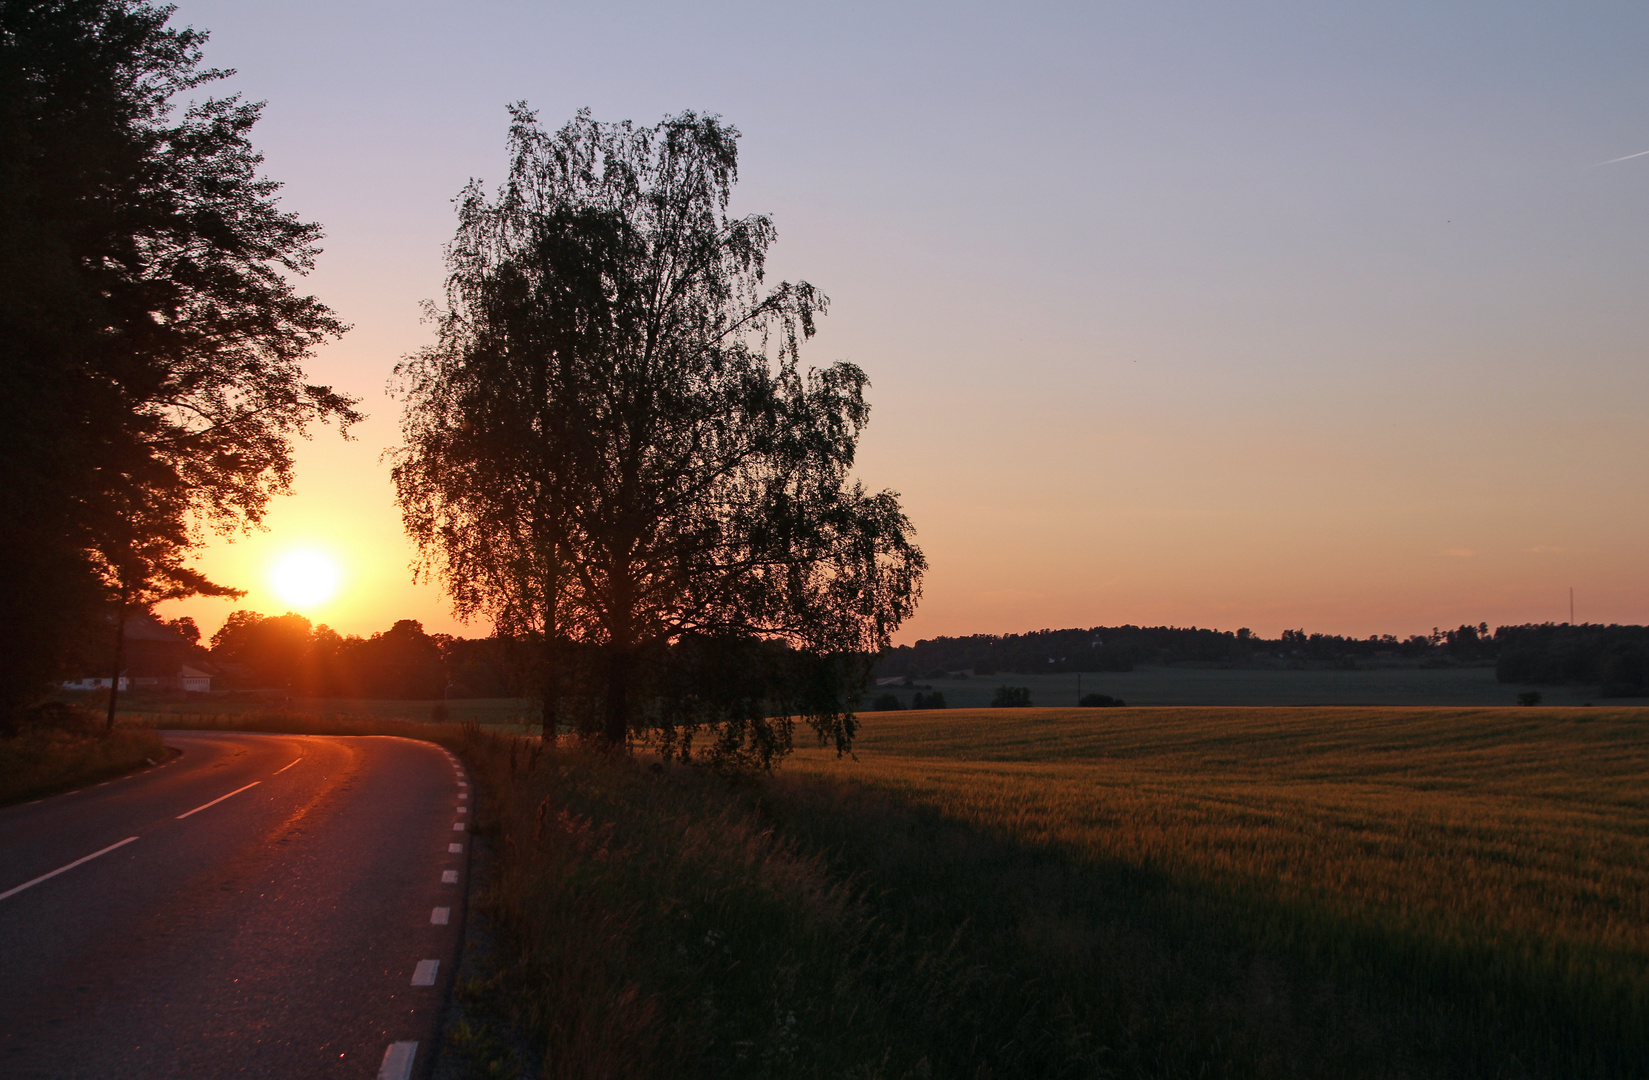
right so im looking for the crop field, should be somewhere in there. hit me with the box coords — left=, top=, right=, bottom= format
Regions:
left=869, top=665, right=1613, bottom=708
left=781, top=706, right=1649, bottom=1078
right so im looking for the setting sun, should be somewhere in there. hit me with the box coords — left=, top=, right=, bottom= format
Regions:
left=269, top=550, right=341, bottom=609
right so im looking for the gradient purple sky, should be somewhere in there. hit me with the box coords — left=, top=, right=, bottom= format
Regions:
left=158, top=1, right=1649, bottom=644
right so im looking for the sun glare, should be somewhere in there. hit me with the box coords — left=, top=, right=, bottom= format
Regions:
left=270, top=550, right=341, bottom=608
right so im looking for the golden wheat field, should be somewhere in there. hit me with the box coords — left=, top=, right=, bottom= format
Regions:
left=789, top=707, right=1649, bottom=1053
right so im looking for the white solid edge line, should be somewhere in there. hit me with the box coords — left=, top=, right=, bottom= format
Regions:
left=378, top=1040, right=418, bottom=1080
left=272, top=759, right=300, bottom=775
left=431, top=906, right=450, bottom=924
left=0, top=836, right=140, bottom=902
left=411, top=959, right=439, bottom=986
left=177, top=780, right=261, bottom=819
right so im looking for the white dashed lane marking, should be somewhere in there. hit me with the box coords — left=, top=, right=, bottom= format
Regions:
left=452, top=822, right=465, bottom=831
left=272, top=759, right=300, bottom=775
left=431, top=907, right=450, bottom=925
left=378, top=1040, right=418, bottom=1080
left=176, top=781, right=261, bottom=820
left=442, top=870, right=458, bottom=883
left=411, top=960, right=439, bottom=986
left=458, top=792, right=468, bottom=800
left=457, top=806, right=467, bottom=814
left=0, top=836, right=140, bottom=902
left=448, top=843, right=463, bottom=854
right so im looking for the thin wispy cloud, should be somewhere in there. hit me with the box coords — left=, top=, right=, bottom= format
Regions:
left=1592, top=148, right=1649, bottom=166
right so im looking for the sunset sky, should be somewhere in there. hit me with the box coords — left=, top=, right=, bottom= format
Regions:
left=157, top=0, right=1649, bottom=645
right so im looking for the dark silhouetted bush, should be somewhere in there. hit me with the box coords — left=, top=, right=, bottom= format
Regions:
left=1517, top=690, right=1542, bottom=706
left=912, top=691, right=947, bottom=710
left=990, top=686, right=1031, bottom=708
left=1079, top=693, right=1125, bottom=707
left=871, top=693, right=904, bottom=711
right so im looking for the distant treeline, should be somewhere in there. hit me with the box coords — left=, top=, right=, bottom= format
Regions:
left=873, top=624, right=1490, bottom=676
left=875, top=623, right=1649, bottom=697
left=198, top=612, right=534, bottom=700
left=187, top=612, right=1649, bottom=701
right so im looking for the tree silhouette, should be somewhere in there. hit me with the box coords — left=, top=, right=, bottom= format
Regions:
left=393, top=106, right=923, bottom=767
left=0, top=0, right=358, bottom=721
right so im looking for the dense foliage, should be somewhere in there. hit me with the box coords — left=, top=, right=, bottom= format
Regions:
left=0, top=0, right=357, bottom=721
left=392, top=106, right=922, bottom=767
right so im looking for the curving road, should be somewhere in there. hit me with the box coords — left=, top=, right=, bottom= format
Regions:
left=0, top=731, right=471, bottom=1079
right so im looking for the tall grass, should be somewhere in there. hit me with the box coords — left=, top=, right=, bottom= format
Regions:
left=448, top=730, right=898, bottom=1080
left=0, top=724, right=166, bottom=805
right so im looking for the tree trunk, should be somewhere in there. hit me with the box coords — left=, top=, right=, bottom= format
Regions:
left=104, top=610, right=126, bottom=735
left=601, top=644, right=633, bottom=747
left=541, top=692, right=558, bottom=740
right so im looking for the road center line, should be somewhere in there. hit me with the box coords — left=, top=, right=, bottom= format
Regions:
left=272, top=759, right=300, bottom=775
left=0, top=836, right=140, bottom=902
left=176, top=781, right=261, bottom=819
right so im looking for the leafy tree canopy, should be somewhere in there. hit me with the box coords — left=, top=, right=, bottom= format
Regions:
left=393, top=106, right=924, bottom=768
left=0, top=0, right=358, bottom=718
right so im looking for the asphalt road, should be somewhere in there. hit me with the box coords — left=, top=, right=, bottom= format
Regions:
left=0, top=731, right=471, bottom=1079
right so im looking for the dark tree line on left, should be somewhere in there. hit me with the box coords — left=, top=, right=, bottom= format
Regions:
left=0, top=0, right=357, bottom=727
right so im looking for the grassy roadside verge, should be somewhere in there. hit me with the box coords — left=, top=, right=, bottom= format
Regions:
left=0, top=725, right=168, bottom=807
left=451, top=734, right=1420, bottom=1080
left=133, top=710, right=473, bottom=739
